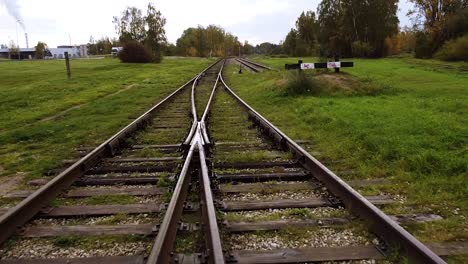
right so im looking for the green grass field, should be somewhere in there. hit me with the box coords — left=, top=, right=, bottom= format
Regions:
left=225, top=56, right=467, bottom=261
left=0, top=57, right=213, bottom=180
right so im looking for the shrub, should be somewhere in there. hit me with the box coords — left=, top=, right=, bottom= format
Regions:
left=434, top=34, right=468, bottom=61
left=118, top=41, right=154, bottom=63
left=284, top=71, right=321, bottom=96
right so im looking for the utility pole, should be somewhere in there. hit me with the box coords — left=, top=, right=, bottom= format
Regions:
left=15, top=20, right=19, bottom=48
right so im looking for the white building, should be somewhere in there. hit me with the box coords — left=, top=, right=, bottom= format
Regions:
left=48, top=46, right=81, bottom=59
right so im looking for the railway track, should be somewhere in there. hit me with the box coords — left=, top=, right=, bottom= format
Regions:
left=0, top=58, right=463, bottom=263
left=235, top=57, right=272, bottom=72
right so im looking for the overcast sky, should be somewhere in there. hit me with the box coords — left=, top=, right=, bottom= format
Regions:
left=0, top=0, right=414, bottom=48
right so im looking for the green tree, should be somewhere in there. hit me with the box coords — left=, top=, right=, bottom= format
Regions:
left=145, top=3, right=167, bottom=62
left=296, top=11, right=319, bottom=55
left=87, top=37, right=117, bottom=55
left=113, top=3, right=167, bottom=62
left=317, top=0, right=399, bottom=57
left=8, top=41, right=19, bottom=59
left=175, top=25, right=239, bottom=57
left=113, top=7, right=146, bottom=43
left=34, top=41, right=47, bottom=59
left=283, top=29, right=298, bottom=56
left=242, top=40, right=254, bottom=55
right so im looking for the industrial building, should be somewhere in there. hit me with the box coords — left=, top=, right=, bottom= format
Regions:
left=0, top=45, right=88, bottom=59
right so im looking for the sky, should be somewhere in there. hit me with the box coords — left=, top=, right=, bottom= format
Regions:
left=0, top=0, right=414, bottom=48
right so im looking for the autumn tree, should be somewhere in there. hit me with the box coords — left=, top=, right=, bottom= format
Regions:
left=409, top=0, right=467, bottom=58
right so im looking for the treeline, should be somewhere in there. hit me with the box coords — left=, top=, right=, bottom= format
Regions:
left=175, top=25, right=240, bottom=57
left=411, top=0, right=468, bottom=60
left=105, top=0, right=466, bottom=61
left=279, top=0, right=467, bottom=60
left=87, top=36, right=120, bottom=55
left=283, top=0, right=399, bottom=58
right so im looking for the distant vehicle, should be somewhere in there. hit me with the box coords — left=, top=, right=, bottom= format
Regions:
left=111, top=47, right=123, bottom=57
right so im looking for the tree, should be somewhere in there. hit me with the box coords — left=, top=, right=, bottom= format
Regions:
left=409, top=0, right=468, bottom=56
left=317, top=0, right=345, bottom=57
left=296, top=11, right=319, bottom=55
left=8, top=41, right=19, bottom=59
left=317, top=0, right=399, bottom=57
left=283, top=29, right=298, bottom=56
left=175, top=25, right=240, bottom=57
left=145, top=3, right=167, bottom=62
left=242, top=41, right=254, bottom=55
left=399, top=27, right=417, bottom=54
left=113, top=7, right=146, bottom=43
left=35, top=42, right=48, bottom=59
left=87, top=36, right=116, bottom=55
left=113, top=3, right=167, bottom=62
left=0, top=44, right=7, bottom=49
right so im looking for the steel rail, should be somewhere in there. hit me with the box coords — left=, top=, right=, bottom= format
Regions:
left=184, top=59, right=223, bottom=146
left=148, top=60, right=226, bottom=264
left=218, top=74, right=446, bottom=264
left=0, top=61, right=219, bottom=246
left=237, top=57, right=272, bottom=71
left=146, top=137, right=197, bottom=264
left=196, top=125, right=225, bottom=264
left=236, top=58, right=259, bottom=72
left=0, top=79, right=193, bottom=246
left=200, top=60, right=226, bottom=144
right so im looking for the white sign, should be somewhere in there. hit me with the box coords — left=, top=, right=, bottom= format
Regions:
left=327, top=61, right=341, bottom=68
left=300, top=63, right=315, bottom=70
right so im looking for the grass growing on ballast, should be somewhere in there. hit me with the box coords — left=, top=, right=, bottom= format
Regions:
left=0, top=57, right=213, bottom=180
left=223, top=57, right=467, bottom=262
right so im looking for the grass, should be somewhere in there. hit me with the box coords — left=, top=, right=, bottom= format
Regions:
left=224, top=56, right=467, bottom=260
left=50, top=194, right=139, bottom=206
left=0, top=57, right=213, bottom=180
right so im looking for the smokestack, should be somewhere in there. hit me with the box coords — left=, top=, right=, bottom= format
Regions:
left=25, top=33, right=28, bottom=48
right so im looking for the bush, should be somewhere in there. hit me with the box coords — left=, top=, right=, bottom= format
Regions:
left=434, top=34, right=468, bottom=61
left=284, top=71, right=321, bottom=95
left=118, top=41, right=154, bottom=63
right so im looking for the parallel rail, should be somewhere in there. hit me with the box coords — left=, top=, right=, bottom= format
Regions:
left=0, top=58, right=455, bottom=264
left=236, top=57, right=272, bottom=72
